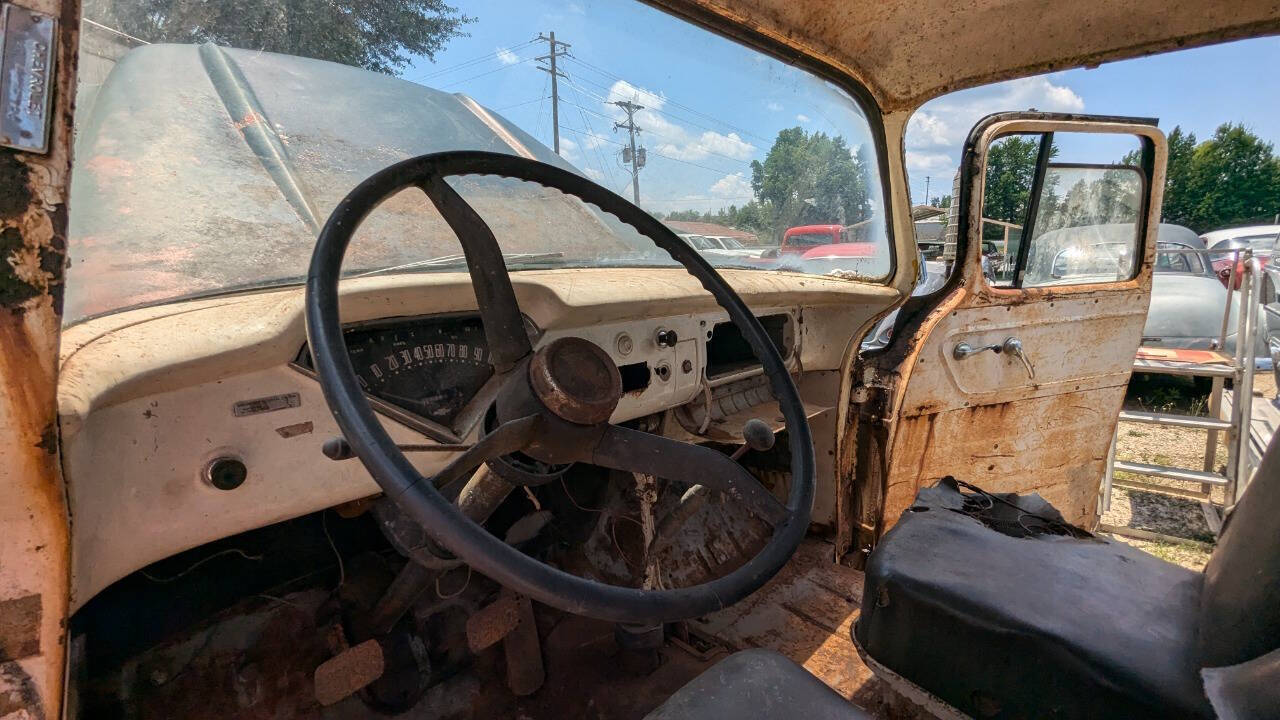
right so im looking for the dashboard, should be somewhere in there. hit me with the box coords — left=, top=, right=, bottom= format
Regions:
left=56, top=268, right=899, bottom=608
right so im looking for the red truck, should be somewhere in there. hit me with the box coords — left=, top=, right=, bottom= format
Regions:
left=779, top=224, right=845, bottom=254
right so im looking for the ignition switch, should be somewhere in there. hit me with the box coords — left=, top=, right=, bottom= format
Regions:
left=655, top=328, right=678, bottom=348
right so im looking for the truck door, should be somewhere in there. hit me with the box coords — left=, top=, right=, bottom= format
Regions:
left=840, top=113, right=1167, bottom=560
left=0, top=1, right=80, bottom=717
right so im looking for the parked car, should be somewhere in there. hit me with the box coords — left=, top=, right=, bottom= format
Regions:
left=1143, top=224, right=1267, bottom=361
left=1201, top=224, right=1280, bottom=288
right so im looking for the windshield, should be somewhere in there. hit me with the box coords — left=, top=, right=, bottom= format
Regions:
left=67, top=0, right=889, bottom=323
left=785, top=232, right=838, bottom=247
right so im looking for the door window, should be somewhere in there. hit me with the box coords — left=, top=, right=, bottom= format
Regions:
left=981, top=131, right=1150, bottom=288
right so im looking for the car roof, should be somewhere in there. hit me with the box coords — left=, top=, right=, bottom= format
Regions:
left=785, top=225, right=842, bottom=234
left=680, top=1, right=1280, bottom=111
left=1200, top=225, right=1280, bottom=244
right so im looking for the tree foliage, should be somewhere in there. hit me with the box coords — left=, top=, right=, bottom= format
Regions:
left=663, top=127, right=874, bottom=242
left=1159, top=124, right=1280, bottom=233
left=85, top=0, right=473, bottom=74
left=750, top=128, right=872, bottom=238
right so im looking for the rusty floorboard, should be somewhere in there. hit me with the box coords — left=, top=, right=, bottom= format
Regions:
left=696, top=539, right=931, bottom=719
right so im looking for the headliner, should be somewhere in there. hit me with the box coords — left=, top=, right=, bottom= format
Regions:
left=654, top=0, right=1280, bottom=111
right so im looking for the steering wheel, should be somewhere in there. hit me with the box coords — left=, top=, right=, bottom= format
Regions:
left=306, top=150, right=815, bottom=624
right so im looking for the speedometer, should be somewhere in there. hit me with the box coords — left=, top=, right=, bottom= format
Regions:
left=299, top=315, right=494, bottom=427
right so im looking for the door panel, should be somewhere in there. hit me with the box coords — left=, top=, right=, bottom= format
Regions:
left=842, top=114, right=1166, bottom=556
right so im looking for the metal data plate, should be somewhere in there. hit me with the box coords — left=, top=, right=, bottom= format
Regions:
left=0, top=3, right=56, bottom=153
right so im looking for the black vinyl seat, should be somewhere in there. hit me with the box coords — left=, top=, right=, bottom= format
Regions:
left=855, top=434, right=1280, bottom=720
left=644, top=649, right=870, bottom=720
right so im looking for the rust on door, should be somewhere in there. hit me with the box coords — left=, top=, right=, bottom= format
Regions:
left=0, top=0, right=80, bottom=717
left=839, top=115, right=1167, bottom=561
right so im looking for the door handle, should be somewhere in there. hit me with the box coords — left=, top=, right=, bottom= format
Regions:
left=952, top=341, right=1001, bottom=359
left=952, top=337, right=1036, bottom=380
left=1001, top=337, right=1036, bottom=380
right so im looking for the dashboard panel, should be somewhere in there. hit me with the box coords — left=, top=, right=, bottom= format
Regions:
left=57, top=268, right=900, bottom=608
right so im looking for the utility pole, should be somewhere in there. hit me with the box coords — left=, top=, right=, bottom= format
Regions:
left=924, top=176, right=931, bottom=206
left=535, top=31, right=570, bottom=155
left=613, top=100, right=645, bottom=204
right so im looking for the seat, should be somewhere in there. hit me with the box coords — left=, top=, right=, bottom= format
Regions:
left=856, top=431, right=1280, bottom=720
left=853, top=478, right=1212, bottom=719
left=644, top=649, right=870, bottom=720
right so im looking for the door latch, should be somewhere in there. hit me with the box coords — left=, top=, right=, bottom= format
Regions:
left=953, top=337, right=1036, bottom=380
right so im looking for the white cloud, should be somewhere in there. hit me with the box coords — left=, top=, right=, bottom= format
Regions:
left=496, top=47, right=519, bottom=65
left=557, top=136, right=579, bottom=161
left=908, top=75, right=1084, bottom=151
left=905, top=151, right=956, bottom=177
left=583, top=167, right=604, bottom=181
left=766, top=101, right=782, bottom=112
left=796, top=114, right=811, bottom=123
left=709, top=172, right=752, bottom=199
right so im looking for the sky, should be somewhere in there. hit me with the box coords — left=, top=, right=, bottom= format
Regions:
left=401, top=0, right=1280, bottom=214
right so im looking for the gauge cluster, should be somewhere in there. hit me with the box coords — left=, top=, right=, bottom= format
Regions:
left=295, top=315, right=494, bottom=429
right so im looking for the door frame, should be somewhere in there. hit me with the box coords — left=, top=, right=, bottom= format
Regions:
left=0, top=1, right=81, bottom=718
left=837, top=112, right=1167, bottom=563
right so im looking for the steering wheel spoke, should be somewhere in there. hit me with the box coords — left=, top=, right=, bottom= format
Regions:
left=586, top=424, right=790, bottom=526
left=417, top=175, right=532, bottom=373
left=419, top=415, right=540, bottom=493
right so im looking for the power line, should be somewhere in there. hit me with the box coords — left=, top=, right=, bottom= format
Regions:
left=439, top=55, right=536, bottom=89
left=419, top=39, right=538, bottom=80
left=562, top=76, right=619, bottom=187
left=493, top=95, right=550, bottom=111
left=558, top=125, right=735, bottom=176
left=562, top=55, right=770, bottom=143
left=557, top=95, right=752, bottom=167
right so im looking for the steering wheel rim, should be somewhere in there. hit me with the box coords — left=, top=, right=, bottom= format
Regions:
left=305, top=150, right=815, bottom=624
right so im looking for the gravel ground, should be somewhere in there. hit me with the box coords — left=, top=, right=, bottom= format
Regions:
left=1100, top=371, right=1276, bottom=570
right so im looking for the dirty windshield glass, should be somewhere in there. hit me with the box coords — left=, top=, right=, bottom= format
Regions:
left=67, top=0, right=889, bottom=323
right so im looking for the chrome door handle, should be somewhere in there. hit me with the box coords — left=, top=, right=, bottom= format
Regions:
left=952, top=341, right=1001, bottom=359
left=952, top=337, right=1036, bottom=380
left=1002, top=337, right=1036, bottom=380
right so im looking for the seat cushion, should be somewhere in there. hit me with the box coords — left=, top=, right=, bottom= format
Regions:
left=1200, top=432, right=1280, bottom=667
left=854, top=478, right=1212, bottom=720
left=644, top=649, right=869, bottom=720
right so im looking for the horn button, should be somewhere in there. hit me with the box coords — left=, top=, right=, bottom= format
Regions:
left=529, top=337, right=623, bottom=425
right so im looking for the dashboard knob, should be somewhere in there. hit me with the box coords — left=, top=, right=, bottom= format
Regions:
left=655, top=329, right=678, bottom=348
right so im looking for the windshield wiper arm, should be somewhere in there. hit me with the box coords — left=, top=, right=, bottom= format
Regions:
left=351, top=252, right=565, bottom=278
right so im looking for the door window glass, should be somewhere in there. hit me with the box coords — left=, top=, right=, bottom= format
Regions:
left=980, top=130, right=1149, bottom=288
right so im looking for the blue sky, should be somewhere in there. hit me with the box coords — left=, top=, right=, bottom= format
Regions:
left=403, top=0, right=1280, bottom=213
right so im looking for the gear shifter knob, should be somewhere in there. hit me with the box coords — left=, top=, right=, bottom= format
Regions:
left=741, top=418, right=776, bottom=452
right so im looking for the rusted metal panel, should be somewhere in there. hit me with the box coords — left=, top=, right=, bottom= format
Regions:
left=839, top=118, right=1166, bottom=555
left=659, top=1, right=1280, bottom=111
left=0, top=1, right=79, bottom=718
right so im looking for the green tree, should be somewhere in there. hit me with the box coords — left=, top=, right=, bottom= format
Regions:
left=750, top=128, right=872, bottom=240
left=85, top=0, right=472, bottom=74
left=982, top=136, right=1040, bottom=227
left=1156, top=126, right=1198, bottom=227
left=1177, top=124, right=1280, bottom=232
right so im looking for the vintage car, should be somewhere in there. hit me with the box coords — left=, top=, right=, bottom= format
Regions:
left=1142, top=225, right=1267, bottom=359
left=2, top=2, right=1278, bottom=720
left=1202, top=224, right=1280, bottom=288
